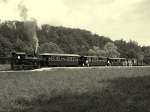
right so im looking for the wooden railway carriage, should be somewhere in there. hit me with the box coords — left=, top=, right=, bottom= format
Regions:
left=40, top=53, right=80, bottom=67
left=108, top=58, right=126, bottom=66
left=82, top=56, right=107, bottom=66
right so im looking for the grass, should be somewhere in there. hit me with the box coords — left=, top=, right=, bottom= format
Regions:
left=0, top=64, right=10, bottom=71
left=0, top=67, right=150, bottom=112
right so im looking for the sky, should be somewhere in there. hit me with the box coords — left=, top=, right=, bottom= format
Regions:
left=0, top=0, right=150, bottom=46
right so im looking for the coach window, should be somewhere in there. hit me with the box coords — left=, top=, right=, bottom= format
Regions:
left=99, top=57, right=102, bottom=61
left=50, top=56, right=53, bottom=61
left=56, top=56, right=60, bottom=61
left=67, top=57, right=71, bottom=61
left=55, top=56, right=58, bottom=61
left=66, top=57, right=69, bottom=61
left=48, top=56, right=52, bottom=61
left=52, top=56, right=56, bottom=61
left=60, top=57, right=64, bottom=61
left=74, top=57, right=78, bottom=62
left=96, top=58, right=98, bottom=62
left=88, top=58, right=91, bottom=62
left=65, top=57, right=68, bottom=61
left=89, top=58, right=91, bottom=62
left=70, top=57, right=73, bottom=61
left=91, top=58, right=93, bottom=62
left=71, top=57, right=74, bottom=62
left=72, top=57, right=74, bottom=61
left=58, top=56, right=61, bottom=61
left=63, top=57, right=66, bottom=61
left=92, top=58, right=95, bottom=62
left=75, top=57, right=78, bottom=61
left=70, top=57, right=72, bottom=61
left=95, top=57, right=98, bottom=62
left=61, top=57, right=65, bottom=61
left=95, top=58, right=97, bottom=62
left=59, top=57, right=62, bottom=61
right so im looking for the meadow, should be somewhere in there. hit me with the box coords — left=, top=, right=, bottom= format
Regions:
left=0, top=64, right=10, bottom=71
left=0, top=67, right=150, bottom=112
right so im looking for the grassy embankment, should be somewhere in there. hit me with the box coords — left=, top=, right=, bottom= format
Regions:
left=0, top=64, right=10, bottom=71
left=0, top=67, right=150, bottom=112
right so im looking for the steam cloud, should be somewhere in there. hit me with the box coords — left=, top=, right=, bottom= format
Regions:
left=18, top=1, right=28, bottom=21
left=18, top=1, right=39, bottom=55
left=24, top=21, right=39, bottom=54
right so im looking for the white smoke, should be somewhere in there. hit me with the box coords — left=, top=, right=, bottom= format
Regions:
left=18, top=1, right=28, bottom=21
left=24, top=21, right=39, bottom=54
left=17, top=1, right=39, bottom=55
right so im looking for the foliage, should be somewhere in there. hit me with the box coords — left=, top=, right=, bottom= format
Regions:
left=142, top=46, right=150, bottom=65
left=88, top=46, right=106, bottom=56
left=115, top=40, right=145, bottom=63
left=104, top=42, right=120, bottom=58
left=39, top=42, right=64, bottom=53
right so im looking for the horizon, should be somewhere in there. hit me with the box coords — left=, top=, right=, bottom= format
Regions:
left=0, top=0, right=150, bottom=46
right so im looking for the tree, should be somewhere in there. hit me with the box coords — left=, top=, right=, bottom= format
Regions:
left=0, top=34, right=13, bottom=56
left=126, top=41, right=139, bottom=58
left=142, top=46, right=150, bottom=57
left=137, top=52, right=144, bottom=65
left=142, top=46, right=150, bottom=65
left=88, top=46, right=106, bottom=56
left=114, top=39, right=128, bottom=57
left=104, top=42, right=120, bottom=58
left=39, top=42, right=64, bottom=53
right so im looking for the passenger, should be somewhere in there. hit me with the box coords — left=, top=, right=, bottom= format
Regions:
left=129, top=60, right=133, bottom=66
left=128, top=60, right=133, bottom=66
left=82, top=63, right=85, bottom=67
left=85, top=59, right=89, bottom=67
left=123, top=60, right=128, bottom=66
left=17, top=56, right=21, bottom=59
left=107, top=60, right=111, bottom=66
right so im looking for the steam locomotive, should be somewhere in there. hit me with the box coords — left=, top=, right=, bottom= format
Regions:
left=11, top=52, right=128, bottom=70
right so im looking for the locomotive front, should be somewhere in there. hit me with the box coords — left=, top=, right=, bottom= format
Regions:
left=11, top=52, right=41, bottom=70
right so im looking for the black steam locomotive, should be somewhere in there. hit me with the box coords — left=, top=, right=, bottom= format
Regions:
left=11, top=52, right=127, bottom=70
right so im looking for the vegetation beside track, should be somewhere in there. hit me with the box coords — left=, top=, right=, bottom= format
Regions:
left=0, top=67, right=150, bottom=112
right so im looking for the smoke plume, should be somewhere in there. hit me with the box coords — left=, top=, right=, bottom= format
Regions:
left=18, top=1, right=28, bottom=21
left=18, top=1, right=39, bottom=55
left=24, top=21, right=39, bottom=54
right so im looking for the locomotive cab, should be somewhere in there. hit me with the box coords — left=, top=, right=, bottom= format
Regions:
left=11, top=52, right=26, bottom=70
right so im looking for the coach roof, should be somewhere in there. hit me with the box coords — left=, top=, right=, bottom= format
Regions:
left=40, top=53, right=80, bottom=57
left=85, top=55, right=107, bottom=58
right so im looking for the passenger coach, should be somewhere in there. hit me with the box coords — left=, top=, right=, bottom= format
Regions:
left=81, top=56, right=107, bottom=66
left=40, top=53, right=81, bottom=67
left=108, top=58, right=127, bottom=66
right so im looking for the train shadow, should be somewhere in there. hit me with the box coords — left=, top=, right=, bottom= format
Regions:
left=7, top=75, right=150, bottom=112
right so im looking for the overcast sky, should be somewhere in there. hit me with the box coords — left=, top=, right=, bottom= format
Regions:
left=0, top=0, right=149, bottom=46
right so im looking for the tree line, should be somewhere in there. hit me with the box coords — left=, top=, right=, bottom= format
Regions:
left=0, top=20, right=150, bottom=64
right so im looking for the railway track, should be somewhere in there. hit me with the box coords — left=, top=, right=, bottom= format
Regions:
left=1, top=66, right=150, bottom=72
